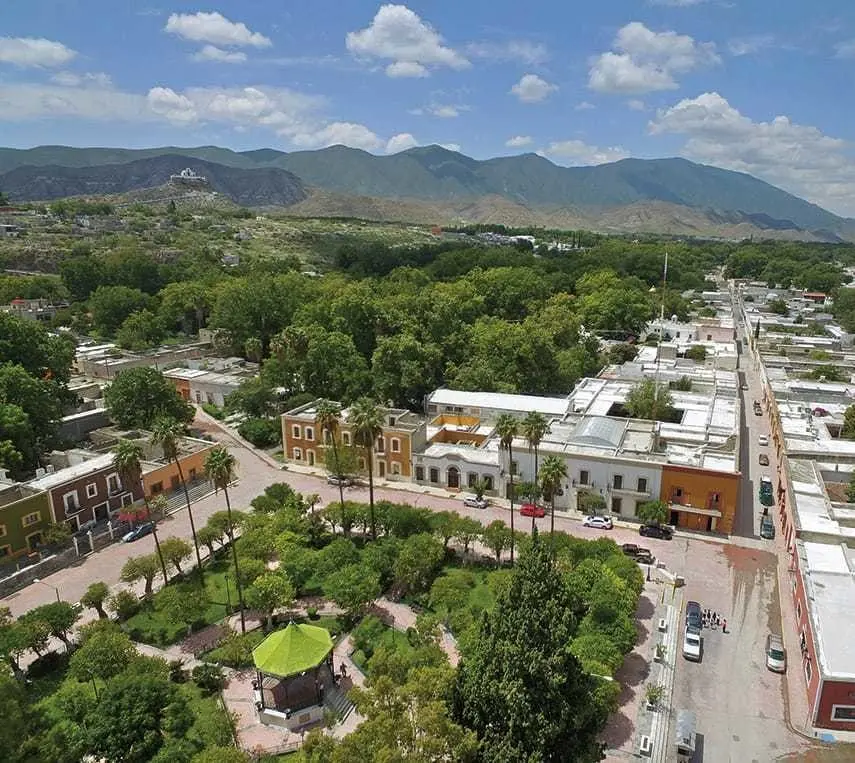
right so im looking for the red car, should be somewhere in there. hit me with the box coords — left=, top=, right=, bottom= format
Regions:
left=520, top=503, right=546, bottom=518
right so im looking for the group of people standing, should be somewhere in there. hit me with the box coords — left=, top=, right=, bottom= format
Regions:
left=704, top=608, right=727, bottom=633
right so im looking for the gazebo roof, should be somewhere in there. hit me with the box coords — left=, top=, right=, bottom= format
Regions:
left=252, top=622, right=334, bottom=678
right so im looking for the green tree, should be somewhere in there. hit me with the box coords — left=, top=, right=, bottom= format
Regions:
left=116, top=309, right=166, bottom=351
left=625, top=378, right=676, bottom=422
left=80, top=581, right=111, bottom=619
left=59, top=252, right=105, bottom=301
left=105, top=367, right=194, bottom=429
left=151, top=418, right=203, bottom=575
left=684, top=345, right=708, bottom=362
left=539, top=454, right=567, bottom=543
left=121, top=553, right=162, bottom=596
left=204, top=445, right=246, bottom=634
left=20, top=601, right=80, bottom=650
left=843, top=405, right=855, bottom=440
left=481, top=520, right=512, bottom=564
left=88, top=285, right=151, bottom=335
left=113, top=439, right=168, bottom=584
left=0, top=673, right=31, bottom=763
left=348, top=397, right=384, bottom=540
left=767, top=298, right=789, bottom=316
left=371, top=332, right=444, bottom=410
left=0, top=607, right=29, bottom=672
left=155, top=583, right=208, bottom=635
left=190, top=746, right=250, bottom=763
left=495, top=413, right=519, bottom=564
left=245, top=571, right=295, bottom=631
left=315, top=399, right=346, bottom=510
left=430, top=510, right=462, bottom=550
left=69, top=626, right=136, bottom=698
left=453, top=516, right=483, bottom=555
left=394, top=533, right=445, bottom=594
left=847, top=474, right=855, bottom=503
left=453, top=532, right=605, bottom=763
left=522, top=410, right=550, bottom=485
left=637, top=500, right=668, bottom=526
left=324, top=563, right=381, bottom=622
left=159, top=536, right=193, bottom=576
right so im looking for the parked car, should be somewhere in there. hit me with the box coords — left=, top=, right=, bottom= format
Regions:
left=621, top=543, right=654, bottom=564
left=122, top=522, right=154, bottom=543
left=639, top=523, right=673, bottom=540
left=741, top=382, right=749, bottom=390
left=759, top=454, right=769, bottom=466
left=683, top=626, right=702, bottom=661
left=760, top=515, right=775, bottom=539
left=759, top=476, right=773, bottom=494
left=462, top=496, right=488, bottom=510
left=326, top=475, right=354, bottom=487
left=519, top=503, right=546, bottom=518
left=685, top=600, right=703, bottom=630
left=758, top=435, right=769, bottom=446
left=621, top=543, right=640, bottom=556
left=74, top=519, right=98, bottom=536
left=765, top=633, right=787, bottom=673
left=583, top=515, right=613, bottom=530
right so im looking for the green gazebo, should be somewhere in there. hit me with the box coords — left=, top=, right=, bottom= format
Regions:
left=252, top=622, right=335, bottom=722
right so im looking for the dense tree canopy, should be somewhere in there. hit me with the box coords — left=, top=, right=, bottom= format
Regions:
left=104, top=367, right=194, bottom=429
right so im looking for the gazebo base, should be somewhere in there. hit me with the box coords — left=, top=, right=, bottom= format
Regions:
left=259, top=704, right=324, bottom=731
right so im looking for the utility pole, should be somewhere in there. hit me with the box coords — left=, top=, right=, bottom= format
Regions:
left=654, top=251, right=669, bottom=414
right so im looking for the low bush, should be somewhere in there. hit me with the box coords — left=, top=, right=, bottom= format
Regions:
left=238, top=417, right=281, bottom=448
left=192, top=663, right=226, bottom=695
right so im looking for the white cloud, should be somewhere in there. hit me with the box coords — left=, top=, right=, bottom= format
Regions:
left=386, top=60, right=428, bottom=78
left=346, top=4, right=469, bottom=77
left=649, top=91, right=855, bottom=216
left=466, top=39, right=548, bottom=65
left=728, top=35, right=776, bottom=57
left=0, top=81, right=150, bottom=122
left=834, top=39, right=855, bottom=59
left=506, top=135, right=533, bottom=147
left=628, top=99, right=647, bottom=111
left=543, top=139, right=630, bottom=165
left=51, top=71, right=112, bottom=88
left=146, top=87, right=199, bottom=123
left=588, top=22, right=719, bottom=94
left=192, top=45, right=247, bottom=64
left=510, top=74, right=558, bottom=103
left=165, top=11, right=271, bottom=48
left=386, top=133, right=419, bottom=153
left=575, top=101, right=596, bottom=111
left=0, top=37, right=77, bottom=68
left=293, top=122, right=384, bottom=151
left=440, top=143, right=462, bottom=152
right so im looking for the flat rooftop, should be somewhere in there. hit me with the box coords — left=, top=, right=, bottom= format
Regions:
left=427, top=388, right=570, bottom=417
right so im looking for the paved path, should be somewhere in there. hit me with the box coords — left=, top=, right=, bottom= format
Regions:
left=371, top=596, right=460, bottom=666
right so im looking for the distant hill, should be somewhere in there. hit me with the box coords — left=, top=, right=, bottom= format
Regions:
left=0, top=154, right=306, bottom=207
left=0, top=143, right=851, bottom=239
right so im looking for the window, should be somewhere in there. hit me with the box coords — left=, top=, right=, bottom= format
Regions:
left=831, top=706, right=855, bottom=722
left=804, top=660, right=812, bottom=684
left=467, top=472, right=478, bottom=488
left=86, top=483, right=98, bottom=499
left=107, top=474, right=121, bottom=494
left=376, top=436, right=385, bottom=453
left=0, top=545, right=9, bottom=558
left=483, top=476, right=494, bottom=491
left=358, top=457, right=366, bottom=470
left=611, top=497, right=623, bottom=514
left=292, top=447, right=302, bottom=461
left=188, top=468, right=196, bottom=481
left=579, top=470, right=589, bottom=486
left=613, top=474, right=623, bottom=490
left=391, top=438, right=401, bottom=453
left=170, top=475, right=180, bottom=490
left=22, top=511, right=41, bottom=527
left=391, top=462, right=401, bottom=475
left=324, top=430, right=332, bottom=444
left=63, top=491, right=80, bottom=513
left=151, top=481, right=163, bottom=495
left=709, top=492, right=721, bottom=506
left=637, top=477, right=648, bottom=493
left=416, top=466, right=425, bottom=481
left=796, top=601, right=802, bottom=619
left=429, top=468, right=439, bottom=484
left=292, top=425, right=301, bottom=439
left=343, top=432, right=352, bottom=446
left=672, top=487, right=683, bottom=500
left=305, top=427, right=314, bottom=442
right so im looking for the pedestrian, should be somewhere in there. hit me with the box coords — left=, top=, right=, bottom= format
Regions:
left=340, top=663, right=347, bottom=678
left=722, top=618, right=727, bottom=633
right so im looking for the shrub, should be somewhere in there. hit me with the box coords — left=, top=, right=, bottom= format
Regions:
left=108, top=589, right=140, bottom=621
left=306, top=605, right=319, bottom=620
left=352, top=615, right=385, bottom=659
left=192, top=663, right=226, bottom=695
left=169, top=659, right=188, bottom=683
left=201, top=403, right=225, bottom=420
left=238, top=417, right=281, bottom=448
left=27, top=650, right=69, bottom=679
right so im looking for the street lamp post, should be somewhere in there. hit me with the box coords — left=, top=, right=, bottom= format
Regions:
left=33, top=577, right=61, bottom=603
left=224, top=573, right=232, bottom=614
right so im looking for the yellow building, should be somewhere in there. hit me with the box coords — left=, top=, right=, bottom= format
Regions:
left=659, top=464, right=740, bottom=534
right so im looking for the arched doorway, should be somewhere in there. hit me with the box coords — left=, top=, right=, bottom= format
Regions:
left=447, top=466, right=460, bottom=489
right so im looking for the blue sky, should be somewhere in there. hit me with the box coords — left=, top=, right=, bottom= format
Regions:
left=2, top=1, right=855, bottom=214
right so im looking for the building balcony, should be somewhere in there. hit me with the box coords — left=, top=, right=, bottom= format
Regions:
left=669, top=501, right=722, bottom=518
left=611, top=485, right=651, bottom=498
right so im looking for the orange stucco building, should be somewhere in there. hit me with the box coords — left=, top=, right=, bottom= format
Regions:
left=659, top=463, right=740, bottom=535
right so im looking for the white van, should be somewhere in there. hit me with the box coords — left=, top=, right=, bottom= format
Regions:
left=675, top=709, right=697, bottom=763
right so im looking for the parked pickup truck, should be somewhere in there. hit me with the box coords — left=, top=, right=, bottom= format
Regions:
left=622, top=544, right=655, bottom=565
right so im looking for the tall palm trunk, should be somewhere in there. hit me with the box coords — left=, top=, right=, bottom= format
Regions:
left=223, top=487, right=246, bottom=634
left=142, top=493, right=169, bottom=585
left=550, top=494, right=557, bottom=549
left=367, top=444, right=376, bottom=540
left=174, top=457, right=203, bottom=574
left=508, top=443, right=515, bottom=565
left=329, top=431, right=345, bottom=509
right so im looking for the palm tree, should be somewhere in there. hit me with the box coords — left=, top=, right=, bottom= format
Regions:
left=113, top=439, right=169, bottom=585
left=150, top=417, right=203, bottom=576
left=522, top=411, right=550, bottom=486
left=204, top=445, right=246, bottom=634
left=315, top=400, right=345, bottom=510
left=539, top=454, right=567, bottom=548
left=495, top=413, right=519, bottom=565
left=348, top=397, right=384, bottom=540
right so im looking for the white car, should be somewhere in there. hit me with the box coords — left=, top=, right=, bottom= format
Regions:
left=463, top=496, right=488, bottom=509
left=682, top=626, right=702, bottom=661
left=583, top=515, right=613, bottom=530
left=758, top=435, right=769, bottom=446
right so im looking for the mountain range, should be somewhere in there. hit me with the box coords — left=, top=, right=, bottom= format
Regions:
left=0, top=144, right=850, bottom=241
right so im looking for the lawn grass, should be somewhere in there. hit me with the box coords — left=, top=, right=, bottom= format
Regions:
left=350, top=620, right=415, bottom=675
left=180, top=682, right=234, bottom=749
